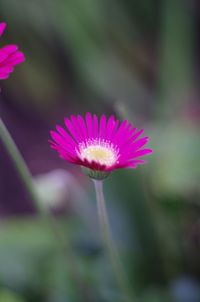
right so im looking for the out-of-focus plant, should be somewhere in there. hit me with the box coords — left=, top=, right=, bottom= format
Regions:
left=0, top=289, right=24, bottom=302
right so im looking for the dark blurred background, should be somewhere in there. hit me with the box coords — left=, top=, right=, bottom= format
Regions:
left=0, top=0, right=200, bottom=301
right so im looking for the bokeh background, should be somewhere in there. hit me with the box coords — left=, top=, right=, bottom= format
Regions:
left=0, top=0, right=200, bottom=301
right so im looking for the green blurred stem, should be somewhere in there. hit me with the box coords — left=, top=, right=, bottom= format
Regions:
left=0, top=118, right=92, bottom=302
left=93, top=179, right=133, bottom=302
left=0, top=118, right=43, bottom=212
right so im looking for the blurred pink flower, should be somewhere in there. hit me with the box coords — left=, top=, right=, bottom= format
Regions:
left=50, top=113, right=152, bottom=173
left=0, top=22, right=25, bottom=80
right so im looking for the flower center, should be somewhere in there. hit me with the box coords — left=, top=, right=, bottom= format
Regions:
left=79, top=140, right=118, bottom=167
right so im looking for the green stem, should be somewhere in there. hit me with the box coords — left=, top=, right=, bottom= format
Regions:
left=93, top=179, right=134, bottom=302
left=0, top=118, right=92, bottom=302
left=0, top=118, right=43, bottom=212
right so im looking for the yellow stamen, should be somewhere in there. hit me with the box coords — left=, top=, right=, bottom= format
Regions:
left=80, top=144, right=117, bottom=166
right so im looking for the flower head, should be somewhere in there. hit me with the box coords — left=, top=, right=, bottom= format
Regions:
left=0, top=22, right=25, bottom=80
left=50, top=113, right=152, bottom=179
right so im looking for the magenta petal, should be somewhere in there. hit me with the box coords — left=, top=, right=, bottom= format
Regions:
left=132, top=148, right=153, bottom=158
left=77, top=115, right=88, bottom=141
left=65, top=118, right=81, bottom=143
left=116, top=123, right=135, bottom=147
left=127, top=137, right=149, bottom=152
left=1, top=44, right=18, bottom=53
left=112, top=120, right=128, bottom=144
left=99, top=114, right=106, bottom=139
left=111, top=119, right=119, bottom=139
left=71, top=115, right=85, bottom=141
left=86, top=112, right=93, bottom=138
left=126, top=159, right=147, bottom=167
left=0, top=73, right=9, bottom=79
left=4, top=51, right=25, bottom=66
left=70, top=115, right=85, bottom=141
left=0, top=66, right=14, bottom=73
left=56, top=125, right=76, bottom=147
left=0, top=51, right=9, bottom=62
left=50, top=133, right=76, bottom=159
left=131, top=129, right=144, bottom=141
left=93, top=114, right=98, bottom=139
left=105, top=115, right=115, bottom=140
left=50, top=131, right=69, bottom=148
left=0, top=22, right=6, bottom=37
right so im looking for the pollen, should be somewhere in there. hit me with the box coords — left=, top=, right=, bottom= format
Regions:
left=79, top=140, right=118, bottom=167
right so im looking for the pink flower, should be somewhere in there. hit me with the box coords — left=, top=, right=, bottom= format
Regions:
left=0, top=22, right=25, bottom=80
left=50, top=113, right=152, bottom=176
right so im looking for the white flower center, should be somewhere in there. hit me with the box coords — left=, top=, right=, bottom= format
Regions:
left=79, top=140, right=118, bottom=167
